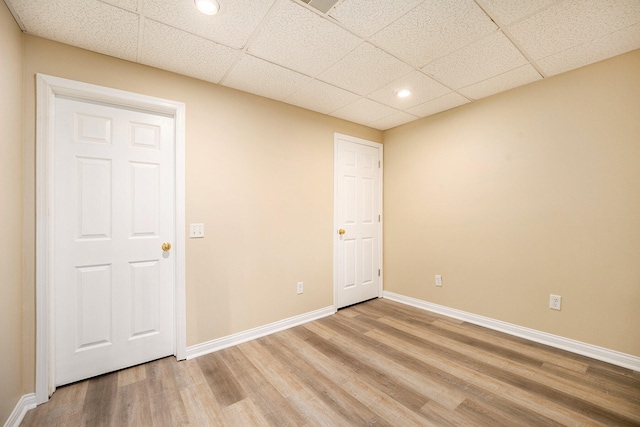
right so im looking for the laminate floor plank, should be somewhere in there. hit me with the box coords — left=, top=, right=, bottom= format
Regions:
left=21, top=298, right=640, bottom=426
left=172, top=357, right=210, bottom=390
left=325, top=312, right=565, bottom=425
left=359, top=298, right=464, bottom=325
left=117, top=363, right=147, bottom=388
left=341, top=376, right=436, bottom=427
left=197, top=352, right=245, bottom=407
left=378, top=315, right=640, bottom=424
left=537, top=362, right=640, bottom=406
left=114, top=381, right=153, bottom=426
left=146, top=358, right=190, bottom=426
left=22, top=380, right=88, bottom=427
left=220, top=345, right=306, bottom=427
left=365, top=327, right=613, bottom=426
left=316, top=315, right=470, bottom=410
left=222, top=398, right=272, bottom=427
left=81, top=371, right=118, bottom=427
left=240, top=338, right=356, bottom=427
left=277, top=328, right=356, bottom=386
left=365, top=316, right=596, bottom=422
left=261, top=334, right=391, bottom=427
left=285, top=325, right=435, bottom=420
left=419, top=400, right=493, bottom=427
left=261, top=336, right=376, bottom=425
left=180, top=382, right=225, bottom=425
left=300, top=325, right=435, bottom=412
left=454, top=397, right=561, bottom=427
left=431, top=319, right=590, bottom=373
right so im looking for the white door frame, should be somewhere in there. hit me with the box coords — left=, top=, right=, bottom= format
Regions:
left=333, top=133, right=383, bottom=309
left=35, top=74, right=186, bottom=404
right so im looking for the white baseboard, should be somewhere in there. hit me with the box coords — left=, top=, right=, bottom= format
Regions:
left=186, top=306, right=336, bottom=360
left=4, top=393, right=36, bottom=427
left=383, top=291, right=640, bottom=372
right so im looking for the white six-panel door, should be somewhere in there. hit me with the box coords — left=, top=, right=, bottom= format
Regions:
left=335, top=134, right=382, bottom=309
left=54, top=96, right=175, bottom=386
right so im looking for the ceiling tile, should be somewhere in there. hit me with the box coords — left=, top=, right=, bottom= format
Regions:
left=478, top=0, right=557, bottom=25
left=536, top=22, right=640, bottom=76
left=508, top=0, right=640, bottom=60
left=330, top=98, right=398, bottom=125
left=458, top=64, right=542, bottom=99
left=247, top=0, right=361, bottom=75
left=370, top=0, right=497, bottom=67
left=284, top=80, right=360, bottom=114
left=139, top=19, right=239, bottom=84
left=99, top=0, right=138, bottom=12
left=407, top=92, right=470, bottom=118
left=367, top=111, right=420, bottom=131
left=328, top=0, right=422, bottom=38
left=422, top=31, right=529, bottom=89
left=143, top=0, right=274, bottom=49
left=222, top=54, right=312, bottom=101
left=318, top=42, right=413, bottom=95
left=368, top=71, right=452, bottom=109
left=10, top=0, right=139, bottom=61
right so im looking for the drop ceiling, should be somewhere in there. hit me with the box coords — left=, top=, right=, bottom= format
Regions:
left=5, top=0, right=640, bottom=130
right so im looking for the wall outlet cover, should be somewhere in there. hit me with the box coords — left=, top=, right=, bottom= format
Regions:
left=549, top=294, right=562, bottom=310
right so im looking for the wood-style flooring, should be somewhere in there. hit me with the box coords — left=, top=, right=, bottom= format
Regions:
left=21, top=298, right=640, bottom=426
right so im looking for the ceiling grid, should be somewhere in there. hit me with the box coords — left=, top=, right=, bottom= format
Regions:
left=5, top=0, right=640, bottom=130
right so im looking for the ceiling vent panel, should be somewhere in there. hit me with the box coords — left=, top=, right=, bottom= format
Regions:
left=303, top=0, right=340, bottom=14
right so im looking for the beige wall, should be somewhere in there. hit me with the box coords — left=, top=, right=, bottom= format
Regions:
left=19, top=35, right=381, bottom=392
left=0, top=1, right=25, bottom=423
left=383, top=50, right=640, bottom=357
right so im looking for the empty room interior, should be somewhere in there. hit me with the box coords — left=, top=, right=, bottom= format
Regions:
left=1, top=0, right=639, bottom=425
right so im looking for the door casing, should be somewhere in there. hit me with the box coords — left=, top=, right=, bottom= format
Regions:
left=35, top=74, right=186, bottom=404
left=333, top=133, right=383, bottom=309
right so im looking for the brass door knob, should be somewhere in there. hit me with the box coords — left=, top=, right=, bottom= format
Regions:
left=162, top=242, right=172, bottom=251
left=338, top=229, right=346, bottom=235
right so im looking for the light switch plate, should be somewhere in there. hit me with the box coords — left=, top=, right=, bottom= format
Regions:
left=190, top=223, right=205, bottom=238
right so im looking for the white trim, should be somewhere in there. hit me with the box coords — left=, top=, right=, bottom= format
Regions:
left=35, top=74, right=187, bottom=404
left=333, top=133, right=383, bottom=309
left=35, top=74, right=56, bottom=404
left=173, top=94, right=187, bottom=362
left=383, top=291, right=640, bottom=372
left=186, top=306, right=335, bottom=359
left=3, top=394, right=36, bottom=427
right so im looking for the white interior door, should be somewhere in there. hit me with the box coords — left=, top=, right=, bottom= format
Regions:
left=53, top=96, right=175, bottom=386
left=335, top=134, right=382, bottom=309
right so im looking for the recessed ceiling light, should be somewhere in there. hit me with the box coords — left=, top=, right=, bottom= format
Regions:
left=396, top=88, right=411, bottom=98
left=195, top=0, right=220, bottom=15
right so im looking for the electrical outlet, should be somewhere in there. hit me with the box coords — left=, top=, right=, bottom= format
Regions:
left=435, top=275, right=443, bottom=287
left=189, top=223, right=205, bottom=238
left=549, top=294, right=562, bottom=310
left=297, top=282, right=304, bottom=295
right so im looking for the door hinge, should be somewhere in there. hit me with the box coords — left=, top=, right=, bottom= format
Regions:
left=378, top=214, right=381, bottom=222
left=378, top=269, right=381, bottom=277
left=378, top=160, right=381, bottom=168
